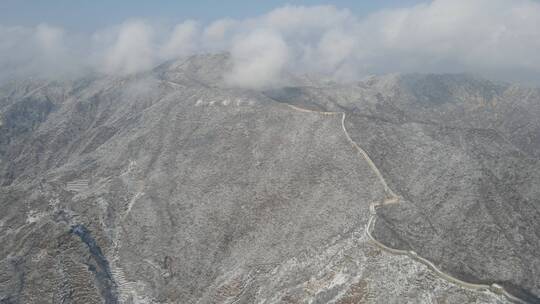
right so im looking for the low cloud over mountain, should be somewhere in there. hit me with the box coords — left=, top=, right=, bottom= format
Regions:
left=1, top=0, right=540, bottom=86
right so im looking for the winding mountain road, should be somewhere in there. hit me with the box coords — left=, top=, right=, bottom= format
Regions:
left=284, top=103, right=528, bottom=304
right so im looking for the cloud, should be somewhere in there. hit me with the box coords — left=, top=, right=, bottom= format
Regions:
left=101, top=21, right=156, bottom=75
left=202, top=19, right=236, bottom=51
left=0, top=23, right=85, bottom=81
left=1, top=0, right=540, bottom=86
left=34, top=24, right=65, bottom=53
left=358, top=0, right=540, bottom=74
left=225, top=28, right=289, bottom=89
left=160, top=20, right=199, bottom=59
left=227, top=0, right=540, bottom=86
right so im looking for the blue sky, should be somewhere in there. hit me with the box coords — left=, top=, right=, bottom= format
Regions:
left=0, top=0, right=426, bottom=31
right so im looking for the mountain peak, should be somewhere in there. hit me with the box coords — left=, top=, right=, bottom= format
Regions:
left=155, top=53, right=232, bottom=87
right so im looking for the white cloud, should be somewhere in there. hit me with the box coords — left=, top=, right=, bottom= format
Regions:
left=1, top=0, right=540, bottom=85
left=262, top=5, right=353, bottom=36
left=102, top=21, right=156, bottom=75
left=160, top=20, right=199, bottom=59
left=225, top=28, right=289, bottom=89
left=34, top=24, right=65, bottom=53
left=358, top=0, right=540, bottom=74
left=0, top=23, right=84, bottom=80
left=202, top=18, right=237, bottom=50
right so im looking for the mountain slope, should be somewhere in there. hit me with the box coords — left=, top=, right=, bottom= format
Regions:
left=1, top=55, right=538, bottom=303
left=267, top=73, right=540, bottom=302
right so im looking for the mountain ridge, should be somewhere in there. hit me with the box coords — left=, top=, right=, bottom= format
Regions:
left=1, top=54, right=539, bottom=303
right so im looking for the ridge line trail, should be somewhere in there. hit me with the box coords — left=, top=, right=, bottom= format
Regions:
left=285, top=104, right=397, bottom=200
left=284, top=103, right=526, bottom=304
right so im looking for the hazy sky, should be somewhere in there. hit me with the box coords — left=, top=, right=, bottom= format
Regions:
left=1, top=0, right=540, bottom=87
left=0, top=0, right=425, bottom=31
